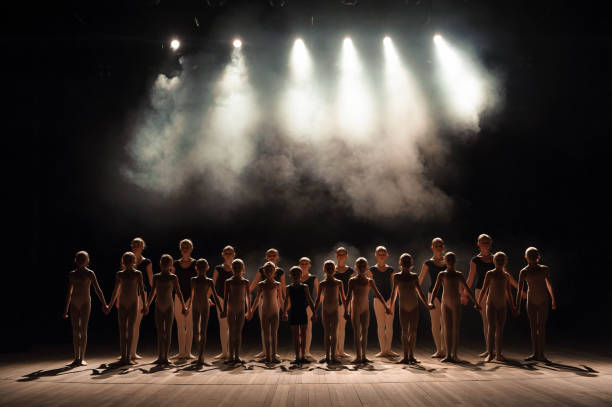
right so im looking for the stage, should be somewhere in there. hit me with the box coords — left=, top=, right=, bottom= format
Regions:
left=2, top=345, right=609, bottom=407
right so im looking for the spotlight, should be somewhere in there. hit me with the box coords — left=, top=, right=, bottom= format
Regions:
left=383, top=36, right=392, bottom=46
left=433, top=34, right=443, bottom=45
left=343, top=37, right=352, bottom=46
left=170, top=39, right=180, bottom=51
left=233, top=38, right=242, bottom=48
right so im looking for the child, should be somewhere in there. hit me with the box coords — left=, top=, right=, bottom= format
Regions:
left=63, top=251, right=107, bottom=366
left=249, top=248, right=286, bottom=359
left=250, top=261, right=283, bottom=364
left=129, top=237, right=151, bottom=361
left=465, top=234, right=521, bottom=357
left=476, top=252, right=515, bottom=362
left=429, top=252, right=480, bottom=363
left=369, top=246, right=397, bottom=357
left=390, top=253, right=433, bottom=364
left=173, top=239, right=198, bottom=359
left=211, top=245, right=236, bottom=360
left=220, top=259, right=250, bottom=364
left=298, top=257, right=318, bottom=360
left=344, top=257, right=391, bottom=364
left=105, top=252, right=146, bottom=365
left=143, top=254, right=187, bottom=366
left=516, top=247, right=556, bottom=363
left=334, top=247, right=355, bottom=358
left=418, top=237, right=447, bottom=358
left=313, top=260, right=345, bottom=363
left=282, top=266, right=317, bottom=364
left=188, top=258, right=222, bottom=365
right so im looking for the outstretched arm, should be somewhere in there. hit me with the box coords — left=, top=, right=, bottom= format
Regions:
left=544, top=268, right=556, bottom=309
left=515, top=270, right=526, bottom=311
left=63, top=277, right=74, bottom=318
left=476, top=273, right=490, bottom=304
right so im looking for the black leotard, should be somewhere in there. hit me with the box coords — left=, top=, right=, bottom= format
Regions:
left=334, top=267, right=354, bottom=304
left=287, top=283, right=309, bottom=325
left=370, top=266, right=394, bottom=301
left=303, top=275, right=316, bottom=300
left=173, top=259, right=197, bottom=301
left=424, top=259, right=446, bottom=301
left=135, top=257, right=152, bottom=291
left=471, top=256, right=495, bottom=290
left=213, top=265, right=233, bottom=299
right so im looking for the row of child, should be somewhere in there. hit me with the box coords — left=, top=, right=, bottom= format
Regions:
left=63, top=235, right=556, bottom=367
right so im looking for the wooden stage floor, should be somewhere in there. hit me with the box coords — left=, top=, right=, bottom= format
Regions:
left=1, top=345, right=610, bottom=407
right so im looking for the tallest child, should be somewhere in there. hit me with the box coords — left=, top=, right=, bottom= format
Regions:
left=173, top=239, right=197, bottom=359
left=369, top=246, right=397, bottom=357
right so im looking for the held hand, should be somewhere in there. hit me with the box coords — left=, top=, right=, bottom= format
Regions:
left=220, top=311, right=227, bottom=318
left=311, top=314, right=318, bottom=322
left=209, top=299, right=214, bottom=306
left=246, top=311, right=252, bottom=320
left=344, top=312, right=350, bottom=320
left=142, top=306, right=148, bottom=315
left=103, top=305, right=111, bottom=315
left=460, top=296, right=468, bottom=306
left=551, top=301, right=557, bottom=310
left=428, top=302, right=434, bottom=309
left=282, top=312, right=288, bottom=322
left=385, top=306, right=392, bottom=314
left=511, top=307, right=519, bottom=317
left=62, top=312, right=69, bottom=319
left=182, top=307, right=188, bottom=315
left=474, top=303, right=481, bottom=311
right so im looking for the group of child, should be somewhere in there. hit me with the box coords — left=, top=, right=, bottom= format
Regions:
left=63, top=234, right=556, bottom=367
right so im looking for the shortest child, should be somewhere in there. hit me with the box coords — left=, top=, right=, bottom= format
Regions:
left=143, top=254, right=187, bottom=366
left=516, top=247, right=556, bottom=363
left=63, top=251, right=107, bottom=366
left=345, top=257, right=391, bottom=364
left=429, top=252, right=480, bottom=363
left=283, top=266, right=317, bottom=365
left=476, top=252, right=516, bottom=362
left=220, top=259, right=250, bottom=364
left=389, top=253, right=433, bottom=364
left=187, top=258, right=222, bottom=365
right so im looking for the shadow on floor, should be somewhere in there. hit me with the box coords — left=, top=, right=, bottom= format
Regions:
left=18, top=365, right=81, bottom=382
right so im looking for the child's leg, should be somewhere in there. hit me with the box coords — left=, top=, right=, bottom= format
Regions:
left=495, top=306, right=507, bottom=360
left=125, top=305, right=137, bottom=364
left=360, top=311, right=370, bottom=361
left=299, top=325, right=307, bottom=359
left=130, top=295, right=144, bottom=359
left=216, top=298, right=229, bottom=357
left=290, top=325, right=299, bottom=360
left=476, top=289, right=488, bottom=355
left=451, top=305, right=461, bottom=360
left=384, top=305, right=395, bottom=354
left=485, top=303, right=496, bottom=361
left=399, top=309, right=409, bottom=361
left=163, top=308, right=174, bottom=361
left=327, top=310, right=339, bottom=360
left=174, top=296, right=186, bottom=356
left=441, top=304, right=453, bottom=362
left=184, top=305, right=194, bottom=356
left=69, top=305, right=81, bottom=362
left=154, top=307, right=163, bottom=361
left=258, top=305, right=266, bottom=355
left=337, top=303, right=348, bottom=356
left=235, top=313, right=245, bottom=361
left=262, top=316, right=272, bottom=361
left=305, top=306, right=313, bottom=356
left=526, top=300, right=538, bottom=358
left=117, top=307, right=128, bottom=360
left=351, top=313, right=362, bottom=362
left=373, top=299, right=387, bottom=354
left=428, top=294, right=444, bottom=356
left=408, top=308, right=418, bottom=360
left=79, top=302, right=91, bottom=361
left=536, top=303, right=549, bottom=360
left=321, top=312, right=330, bottom=361
left=271, top=313, right=280, bottom=362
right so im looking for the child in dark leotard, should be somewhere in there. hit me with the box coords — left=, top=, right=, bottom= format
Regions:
left=173, top=239, right=197, bottom=359
left=334, top=247, right=354, bottom=358
left=298, top=257, right=318, bottom=360
left=211, top=245, right=235, bottom=360
left=369, top=246, right=396, bottom=358
left=418, top=237, right=447, bottom=358
left=283, top=266, right=316, bottom=365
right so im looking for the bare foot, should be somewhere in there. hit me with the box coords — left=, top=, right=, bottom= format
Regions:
left=408, top=357, right=419, bottom=364
left=485, top=355, right=494, bottom=362
left=79, top=360, right=88, bottom=366
left=387, top=350, right=400, bottom=357
left=234, top=358, right=245, bottom=364
left=431, top=352, right=444, bottom=358
left=133, top=354, right=143, bottom=360
left=118, top=358, right=130, bottom=366
left=339, top=352, right=351, bottom=358
left=441, top=356, right=452, bottom=363
left=256, top=357, right=268, bottom=363
left=213, top=353, right=226, bottom=360
left=524, top=355, right=537, bottom=361
left=128, top=359, right=137, bottom=365
left=479, top=350, right=489, bottom=357
left=186, top=353, right=196, bottom=359
left=495, top=354, right=507, bottom=362
left=304, top=354, right=315, bottom=361
left=270, top=357, right=281, bottom=364
left=319, top=357, right=329, bottom=363
left=254, top=351, right=265, bottom=358
left=69, top=359, right=80, bottom=366
left=152, top=359, right=162, bottom=365
left=375, top=351, right=384, bottom=357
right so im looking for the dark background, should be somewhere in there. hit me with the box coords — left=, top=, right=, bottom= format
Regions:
left=5, top=0, right=611, bottom=355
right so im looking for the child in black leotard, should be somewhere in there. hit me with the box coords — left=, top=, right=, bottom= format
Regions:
left=282, top=266, right=316, bottom=365
left=298, top=257, right=318, bottom=360
left=369, top=246, right=396, bottom=358
left=334, top=247, right=354, bottom=358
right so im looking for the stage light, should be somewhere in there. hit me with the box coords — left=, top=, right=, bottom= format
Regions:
left=338, top=36, right=374, bottom=139
left=170, top=39, right=180, bottom=51
left=433, top=34, right=486, bottom=125
left=290, top=38, right=311, bottom=81
left=383, top=36, right=392, bottom=46
left=233, top=38, right=242, bottom=48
